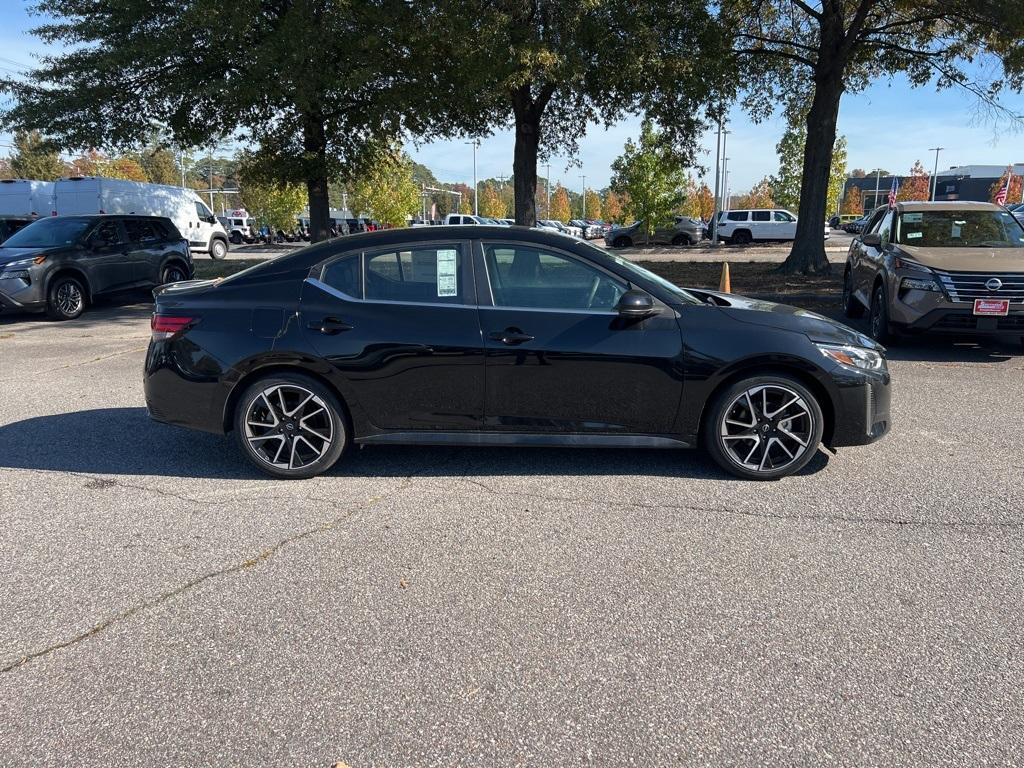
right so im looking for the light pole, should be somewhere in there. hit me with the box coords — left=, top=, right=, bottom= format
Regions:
left=711, top=116, right=724, bottom=245
left=928, top=147, right=944, bottom=201
left=580, top=174, right=586, bottom=220
left=466, top=139, right=479, bottom=215
left=871, top=168, right=883, bottom=210
left=722, top=156, right=730, bottom=211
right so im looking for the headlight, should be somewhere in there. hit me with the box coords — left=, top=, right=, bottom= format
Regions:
left=0, top=269, right=30, bottom=281
left=816, top=343, right=885, bottom=371
left=900, top=276, right=939, bottom=292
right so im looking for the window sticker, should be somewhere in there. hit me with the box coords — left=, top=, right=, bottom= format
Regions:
left=906, top=231, right=923, bottom=239
left=437, top=249, right=457, bottom=297
left=903, top=212, right=922, bottom=223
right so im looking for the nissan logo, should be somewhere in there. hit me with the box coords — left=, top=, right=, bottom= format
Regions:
left=986, top=278, right=1003, bottom=292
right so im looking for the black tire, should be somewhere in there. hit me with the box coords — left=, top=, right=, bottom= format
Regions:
left=234, top=372, right=348, bottom=479
left=229, top=231, right=243, bottom=245
left=731, top=230, right=752, bottom=245
left=843, top=268, right=865, bottom=318
left=869, top=283, right=896, bottom=345
left=671, top=233, right=692, bottom=247
left=704, top=374, right=825, bottom=481
left=209, top=238, right=228, bottom=260
left=45, top=274, right=87, bottom=321
left=161, top=263, right=188, bottom=285
left=612, top=236, right=631, bottom=248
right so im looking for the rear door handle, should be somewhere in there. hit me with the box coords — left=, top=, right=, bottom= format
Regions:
left=489, top=328, right=534, bottom=345
left=308, top=316, right=353, bottom=335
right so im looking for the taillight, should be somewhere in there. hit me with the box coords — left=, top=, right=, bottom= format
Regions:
left=151, top=314, right=195, bottom=340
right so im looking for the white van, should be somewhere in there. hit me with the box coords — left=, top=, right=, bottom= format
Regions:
left=53, top=176, right=230, bottom=259
left=0, top=179, right=56, bottom=218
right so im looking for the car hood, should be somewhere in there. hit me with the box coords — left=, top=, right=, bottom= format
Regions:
left=897, top=244, right=1024, bottom=272
left=0, top=246, right=67, bottom=265
left=706, top=291, right=881, bottom=348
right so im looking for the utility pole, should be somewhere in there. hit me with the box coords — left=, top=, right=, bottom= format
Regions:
left=873, top=169, right=882, bottom=210
left=928, top=147, right=944, bottom=201
left=545, top=162, right=551, bottom=219
left=580, top=174, right=586, bottom=220
left=466, top=139, right=479, bottom=215
left=711, top=116, right=723, bottom=245
left=722, top=155, right=730, bottom=212
left=207, top=154, right=215, bottom=209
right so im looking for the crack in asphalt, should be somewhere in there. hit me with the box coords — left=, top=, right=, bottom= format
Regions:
left=456, top=477, right=1024, bottom=530
left=1, top=452, right=462, bottom=675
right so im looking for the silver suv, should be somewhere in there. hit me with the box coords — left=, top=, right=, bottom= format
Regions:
left=605, top=216, right=703, bottom=248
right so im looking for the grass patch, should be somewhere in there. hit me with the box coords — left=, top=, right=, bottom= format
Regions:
left=193, top=259, right=268, bottom=280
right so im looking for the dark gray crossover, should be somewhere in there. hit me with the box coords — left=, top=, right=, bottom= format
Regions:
left=0, top=214, right=193, bottom=320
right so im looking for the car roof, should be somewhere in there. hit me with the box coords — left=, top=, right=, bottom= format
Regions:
left=897, top=200, right=1003, bottom=212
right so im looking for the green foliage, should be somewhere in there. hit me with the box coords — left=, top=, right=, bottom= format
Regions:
left=136, top=146, right=181, bottom=186
left=610, top=121, right=687, bottom=239
left=238, top=153, right=308, bottom=231
left=349, top=146, right=420, bottom=227
left=9, top=130, right=65, bottom=180
left=827, top=137, right=848, bottom=216
left=772, top=125, right=847, bottom=215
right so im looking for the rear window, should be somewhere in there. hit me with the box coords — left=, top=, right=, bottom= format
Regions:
left=726, top=211, right=748, bottom=222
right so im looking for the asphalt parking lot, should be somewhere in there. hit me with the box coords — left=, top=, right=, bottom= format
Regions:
left=1, top=294, right=1023, bottom=765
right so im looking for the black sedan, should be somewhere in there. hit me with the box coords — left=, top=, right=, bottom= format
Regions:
left=144, top=226, right=891, bottom=480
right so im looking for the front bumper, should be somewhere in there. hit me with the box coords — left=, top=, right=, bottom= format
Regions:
left=899, top=307, right=1024, bottom=336
left=0, top=276, right=44, bottom=313
left=829, top=368, right=891, bottom=448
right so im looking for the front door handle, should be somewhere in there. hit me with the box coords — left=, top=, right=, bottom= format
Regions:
left=489, top=328, right=534, bottom=345
left=308, top=316, right=353, bottom=335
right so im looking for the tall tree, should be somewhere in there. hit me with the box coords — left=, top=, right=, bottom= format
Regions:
left=721, top=0, right=1024, bottom=274
left=430, top=0, right=726, bottom=226
left=896, top=160, right=930, bottom=202
left=549, top=185, right=571, bottom=222
left=772, top=123, right=847, bottom=216
left=603, top=189, right=626, bottom=223
left=610, top=121, right=687, bottom=240
left=695, top=183, right=715, bottom=221
left=2, top=0, right=425, bottom=242
left=9, top=130, right=65, bottom=180
left=840, top=185, right=863, bottom=215
left=479, top=183, right=509, bottom=218
left=584, top=189, right=603, bottom=221
left=349, top=146, right=421, bottom=227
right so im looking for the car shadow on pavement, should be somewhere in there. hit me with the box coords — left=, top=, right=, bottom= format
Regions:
left=0, top=407, right=830, bottom=481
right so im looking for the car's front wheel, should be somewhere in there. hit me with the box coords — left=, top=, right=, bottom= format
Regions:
left=209, top=238, right=228, bottom=260
left=869, top=284, right=896, bottom=344
left=234, top=373, right=348, bottom=479
left=705, top=375, right=824, bottom=480
left=46, top=274, right=87, bottom=320
left=612, top=236, right=631, bottom=248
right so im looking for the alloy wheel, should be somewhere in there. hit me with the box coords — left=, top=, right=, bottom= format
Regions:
left=56, top=280, right=83, bottom=316
left=719, top=384, right=814, bottom=473
left=243, top=384, right=335, bottom=471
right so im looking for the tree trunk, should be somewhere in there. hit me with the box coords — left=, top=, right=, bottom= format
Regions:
left=778, top=68, right=845, bottom=275
left=512, top=106, right=541, bottom=226
left=302, top=112, right=331, bottom=243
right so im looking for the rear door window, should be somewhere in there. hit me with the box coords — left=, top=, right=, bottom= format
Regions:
left=124, top=219, right=160, bottom=243
left=726, top=211, right=748, bottom=222
left=752, top=211, right=770, bottom=222
left=364, top=245, right=465, bottom=304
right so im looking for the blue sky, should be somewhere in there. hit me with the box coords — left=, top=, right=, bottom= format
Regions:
left=2, top=3, right=1022, bottom=195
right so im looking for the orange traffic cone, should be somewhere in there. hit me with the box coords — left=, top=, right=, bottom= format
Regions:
left=719, top=262, right=731, bottom=293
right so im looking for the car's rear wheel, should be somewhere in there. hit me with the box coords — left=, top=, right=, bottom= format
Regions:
left=234, top=373, right=348, bottom=479
left=210, top=238, right=228, bottom=260
left=843, top=268, right=864, bottom=318
left=869, top=284, right=896, bottom=344
left=612, top=236, right=631, bottom=248
left=161, top=263, right=188, bottom=285
left=671, top=233, right=691, bottom=246
left=45, top=274, right=87, bottom=321
left=730, top=230, right=752, bottom=245
left=705, top=375, right=824, bottom=480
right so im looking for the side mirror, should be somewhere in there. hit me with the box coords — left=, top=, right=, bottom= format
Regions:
left=862, top=233, right=882, bottom=247
left=616, top=289, right=656, bottom=317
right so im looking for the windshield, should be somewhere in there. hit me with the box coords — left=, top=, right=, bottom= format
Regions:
left=581, top=241, right=702, bottom=305
left=896, top=210, right=1024, bottom=248
left=2, top=217, right=92, bottom=248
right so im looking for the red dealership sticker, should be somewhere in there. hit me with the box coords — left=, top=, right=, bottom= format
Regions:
left=973, top=299, right=1010, bottom=316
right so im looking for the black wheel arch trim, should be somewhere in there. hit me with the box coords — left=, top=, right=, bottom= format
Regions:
left=45, top=267, right=93, bottom=302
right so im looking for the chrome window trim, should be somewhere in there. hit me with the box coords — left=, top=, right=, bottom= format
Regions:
left=304, top=277, right=477, bottom=310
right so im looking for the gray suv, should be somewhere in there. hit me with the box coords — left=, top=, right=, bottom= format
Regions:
left=843, top=201, right=1024, bottom=343
left=605, top=217, right=703, bottom=248
left=0, top=215, right=193, bottom=320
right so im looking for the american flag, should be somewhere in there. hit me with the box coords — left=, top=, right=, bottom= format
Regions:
left=994, top=168, right=1011, bottom=205
left=887, top=177, right=899, bottom=207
